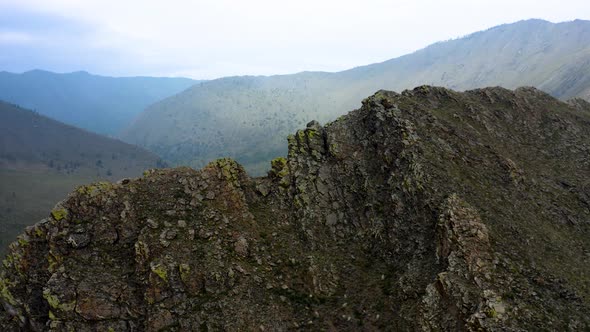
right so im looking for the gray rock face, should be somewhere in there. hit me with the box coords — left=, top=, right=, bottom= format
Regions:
left=1, top=86, right=590, bottom=331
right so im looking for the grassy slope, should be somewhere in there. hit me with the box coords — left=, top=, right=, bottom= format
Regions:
left=405, top=87, right=590, bottom=303
left=0, top=170, right=95, bottom=253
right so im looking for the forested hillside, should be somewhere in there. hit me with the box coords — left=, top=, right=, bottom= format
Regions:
left=122, top=19, right=590, bottom=174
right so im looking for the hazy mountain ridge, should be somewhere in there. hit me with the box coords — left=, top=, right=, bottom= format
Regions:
left=343, top=19, right=590, bottom=94
left=0, top=70, right=199, bottom=136
left=0, top=101, right=165, bottom=173
left=121, top=19, right=590, bottom=174
left=0, top=101, right=166, bottom=253
left=2, top=86, right=589, bottom=330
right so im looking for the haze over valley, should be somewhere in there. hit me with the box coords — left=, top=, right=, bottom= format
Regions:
left=2, top=19, right=589, bottom=175
left=120, top=19, right=590, bottom=174
left=0, top=70, right=198, bottom=136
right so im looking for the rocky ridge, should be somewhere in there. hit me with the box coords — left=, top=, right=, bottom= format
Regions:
left=1, top=86, right=589, bottom=331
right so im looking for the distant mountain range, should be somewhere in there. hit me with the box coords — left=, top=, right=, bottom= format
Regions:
left=120, top=19, right=590, bottom=175
left=0, top=70, right=199, bottom=136
left=0, top=101, right=165, bottom=252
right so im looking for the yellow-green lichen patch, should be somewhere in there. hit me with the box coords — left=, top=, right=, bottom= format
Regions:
left=43, top=289, right=59, bottom=309
left=34, top=226, right=45, bottom=238
left=179, top=263, right=191, bottom=282
left=2, top=250, right=20, bottom=270
left=150, top=263, right=168, bottom=282
left=76, top=181, right=113, bottom=197
left=287, top=134, right=296, bottom=145
left=269, top=157, right=291, bottom=188
left=270, top=157, right=289, bottom=179
left=487, top=307, right=498, bottom=318
left=47, top=252, right=62, bottom=273
left=0, top=278, right=17, bottom=306
left=296, top=130, right=306, bottom=142
left=51, top=208, right=68, bottom=221
left=271, top=157, right=287, bottom=170
left=43, top=289, right=75, bottom=312
left=17, top=237, right=29, bottom=247
left=208, top=158, right=242, bottom=187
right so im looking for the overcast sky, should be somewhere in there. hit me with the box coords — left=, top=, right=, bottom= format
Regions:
left=0, top=0, right=588, bottom=79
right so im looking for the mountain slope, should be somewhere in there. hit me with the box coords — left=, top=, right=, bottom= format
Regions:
left=0, top=70, right=198, bottom=136
left=0, top=101, right=165, bottom=253
left=121, top=19, right=590, bottom=174
left=2, top=86, right=589, bottom=331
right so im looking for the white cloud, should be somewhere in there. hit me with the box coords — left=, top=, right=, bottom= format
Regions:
left=0, top=31, right=34, bottom=44
left=0, top=0, right=588, bottom=78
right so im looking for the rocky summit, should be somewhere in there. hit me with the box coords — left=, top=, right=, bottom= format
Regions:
left=1, top=86, right=590, bottom=331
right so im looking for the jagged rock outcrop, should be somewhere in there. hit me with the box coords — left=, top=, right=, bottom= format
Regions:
left=2, top=86, right=590, bottom=331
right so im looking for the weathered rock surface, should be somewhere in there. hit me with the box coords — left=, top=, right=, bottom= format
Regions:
left=2, top=86, right=590, bottom=331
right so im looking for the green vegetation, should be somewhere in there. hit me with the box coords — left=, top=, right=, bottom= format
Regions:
left=210, top=158, right=243, bottom=186
left=43, top=288, right=75, bottom=312
left=270, top=157, right=288, bottom=178
left=76, top=182, right=113, bottom=197
left=179, top=263, right=191, bottom=282
left=150, top=263, right=168, bottom=282
left=50, top=208, right=67, bottom=221
left=0, top=278, right=17, bottom=306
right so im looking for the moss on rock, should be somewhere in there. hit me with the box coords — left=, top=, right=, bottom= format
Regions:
left=50, top=208, right=68, bottom=221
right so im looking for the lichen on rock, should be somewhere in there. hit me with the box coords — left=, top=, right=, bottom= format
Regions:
left=2, top=87, right=590, bottom=331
